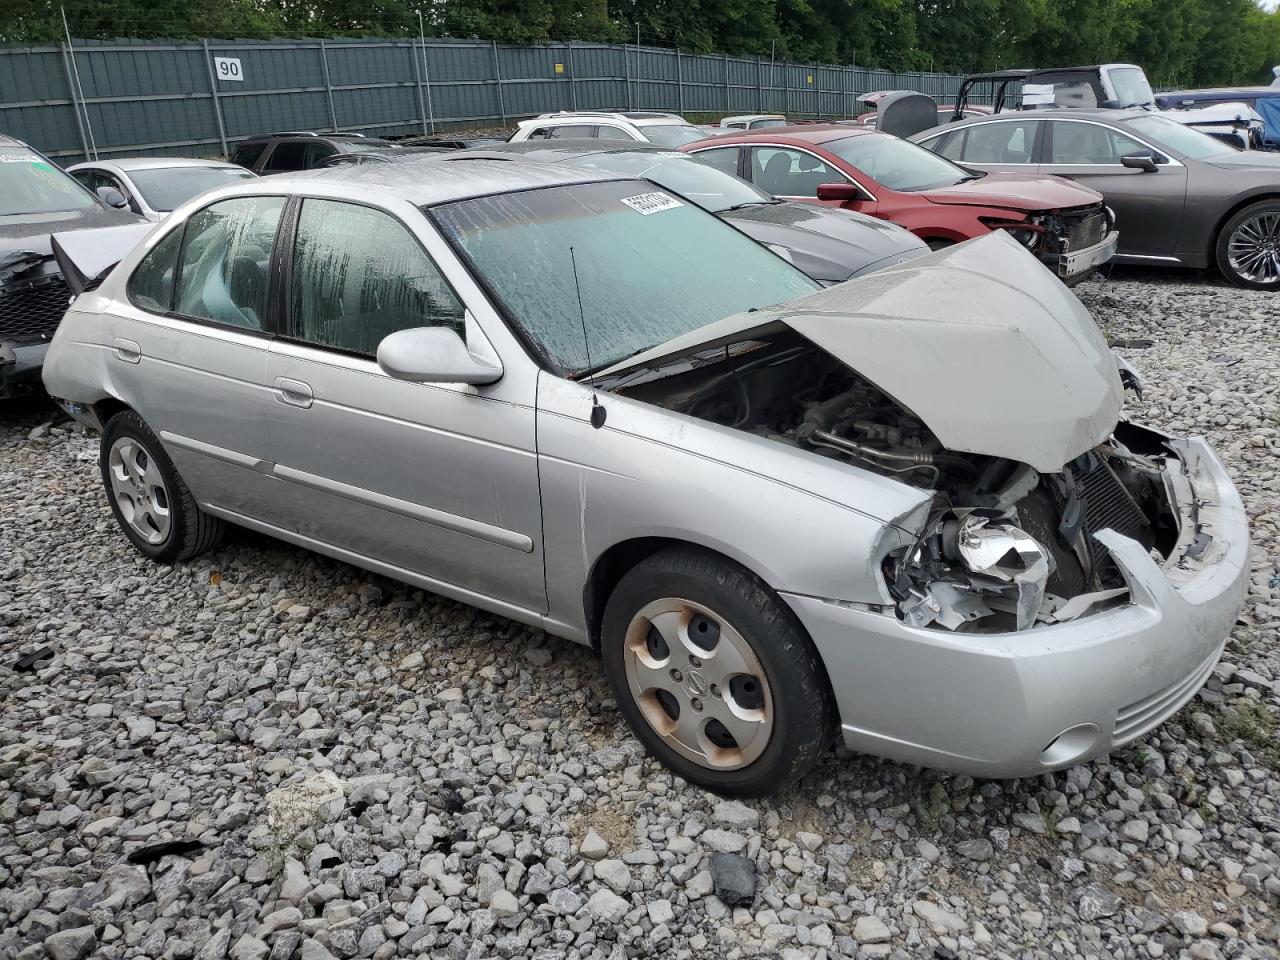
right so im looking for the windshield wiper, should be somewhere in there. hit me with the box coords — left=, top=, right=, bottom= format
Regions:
left=721, top=199, right=783, bottom=213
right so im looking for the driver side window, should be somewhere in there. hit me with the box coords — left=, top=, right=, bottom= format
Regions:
left=174, top=195, right=285, bottom=331
left=1049, top=122, right=1145, bottom=164
left=289, top=199, right=464, bottom=357
left=750, top=147, right=843, bottom=197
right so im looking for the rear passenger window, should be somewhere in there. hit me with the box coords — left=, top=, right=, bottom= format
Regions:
left=174, top=196, right=284, bottom=331
left=127, top=227, right=183, bottom=313
left=289, top=199, right=464, bottom=356
left=230, top=142, right=267, bottom=168
left=263, top=142, right=309, bottom=172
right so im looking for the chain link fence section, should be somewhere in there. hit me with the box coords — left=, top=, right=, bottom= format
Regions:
left=0, top=36, right=972, bottom=162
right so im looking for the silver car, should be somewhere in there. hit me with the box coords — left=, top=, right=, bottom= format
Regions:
left=67, top=158, right=256, bottom=222
left=42, top=162, right=1248, bottom=796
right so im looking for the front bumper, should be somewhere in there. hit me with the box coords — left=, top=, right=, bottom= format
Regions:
left=1058, top=228, right=1119, bottom=280
left=784, top=435, right=1248, bottom=778
left=0, top=341, right=49, bottom=399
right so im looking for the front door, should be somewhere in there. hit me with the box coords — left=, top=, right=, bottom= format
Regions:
left=1043, top=120, right=1188, bottom=259
left=263, top=196, right=547, bottom=614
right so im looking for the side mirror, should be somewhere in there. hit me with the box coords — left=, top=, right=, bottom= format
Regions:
left=97, top=186, right=129, bottom=208
left=816, top=182, right=864, bottom=202
left=1120, top=153, right=1159, bottom=173
left=377, top=326, right=503, bottom=385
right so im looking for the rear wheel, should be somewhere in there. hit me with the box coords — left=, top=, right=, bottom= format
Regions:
left=925, top=238, right=954, bottom=252
left=1217, top=201, right=1280, bottom=289
left=100, top=410, right=224, bottom=562
left=601, top=547, right=835, bottom=796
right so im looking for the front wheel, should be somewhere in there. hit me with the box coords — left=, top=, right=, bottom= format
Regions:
left=100, top=410, right=224, bottom=562
left=601, top=547, right=835, bottom=796
left=1217, top=201, right=1280, bottom=289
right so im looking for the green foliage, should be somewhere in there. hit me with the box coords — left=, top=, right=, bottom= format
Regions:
left=4, top=0, right=1280, bottom=87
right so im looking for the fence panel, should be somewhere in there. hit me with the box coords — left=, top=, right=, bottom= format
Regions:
left=0, top=35, right=969, bottom=162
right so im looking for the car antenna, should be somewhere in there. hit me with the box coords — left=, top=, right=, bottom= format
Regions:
left=570, top=246, right=607, bottom=429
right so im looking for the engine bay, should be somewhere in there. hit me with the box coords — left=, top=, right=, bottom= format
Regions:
left=607, top=331, right=1182, bottom=633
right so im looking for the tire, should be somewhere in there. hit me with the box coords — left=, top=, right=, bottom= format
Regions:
left=601, top=547, right=835, bottom=797
left=100, top=410, right=224, bottom=563
left=926, top=238, right=954, bottom=252
left=1216, top=200, right=1280, bottom=290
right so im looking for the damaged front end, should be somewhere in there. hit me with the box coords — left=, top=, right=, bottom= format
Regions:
left=883, top=423, right=1182, bottom=632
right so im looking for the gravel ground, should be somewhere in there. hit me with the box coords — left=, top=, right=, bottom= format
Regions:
left=2, top=269, right=1279, bottom=960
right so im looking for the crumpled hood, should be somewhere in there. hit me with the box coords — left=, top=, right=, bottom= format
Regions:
left=598, top=232, right=1123, bottom=472
left=723, top=201, right=928, bottom=282
left=923, top=172, right=1103, bottom=213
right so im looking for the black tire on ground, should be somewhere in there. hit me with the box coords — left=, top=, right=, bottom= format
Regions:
left=601, top=546, right=836, bottom=797
left=100, top=410, right=225, bottom=562
left=1216, top=200, right=1280, bottom=290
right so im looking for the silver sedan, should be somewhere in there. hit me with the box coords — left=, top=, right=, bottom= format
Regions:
left=42, top=161, right=1248, bottom=795
left=67, top=157, right=255, bottom=222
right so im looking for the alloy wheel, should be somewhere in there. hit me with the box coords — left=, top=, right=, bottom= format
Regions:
left=107, top=436, right=172, bottom=545
left=1227, top=211, right=1280, bottom=284
left=622, top=597, right=773, bottom=770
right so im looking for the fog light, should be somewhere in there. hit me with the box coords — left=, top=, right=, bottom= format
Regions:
left=1038, top=723, right=1100, bottom=768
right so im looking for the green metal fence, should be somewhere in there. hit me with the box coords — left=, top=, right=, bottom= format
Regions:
left=0, top=36, right=971, bottom=163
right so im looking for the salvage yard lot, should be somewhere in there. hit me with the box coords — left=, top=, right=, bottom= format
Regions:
left=2, top=271, right=1279, bottom=958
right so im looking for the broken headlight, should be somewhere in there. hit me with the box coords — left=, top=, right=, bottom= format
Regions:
left=979, top=217, right=1043, bottom=250
left=887, top=512, right=1054, bottom=632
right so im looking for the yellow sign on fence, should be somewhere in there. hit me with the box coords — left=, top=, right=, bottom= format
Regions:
left=554, top=63, right=564, bottom=74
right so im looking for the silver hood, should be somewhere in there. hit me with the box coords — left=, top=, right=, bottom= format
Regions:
left=597, top=232, right=1123, bottom=472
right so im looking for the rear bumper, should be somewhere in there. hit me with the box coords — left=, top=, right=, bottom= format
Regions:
left=0, top=342, right=49, bottom=399
left=1058, top=228, right=1120, bottom=279
left=784, top=434, right=1248, bottom=778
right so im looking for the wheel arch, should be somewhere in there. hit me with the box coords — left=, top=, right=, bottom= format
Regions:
left=1209, top=192, right=1280, bottom=264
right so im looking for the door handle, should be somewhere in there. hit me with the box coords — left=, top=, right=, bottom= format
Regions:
left=111, top=337, right=141, bottom=363
left=274, top=377, right=314, bottom=409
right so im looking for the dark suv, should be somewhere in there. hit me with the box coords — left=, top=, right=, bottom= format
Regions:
left=1, top=134, right=145, bottom=398
left=229, top=132, right=400, bottom=174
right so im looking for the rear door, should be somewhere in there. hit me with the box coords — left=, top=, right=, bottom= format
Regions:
left=111, top=194, right=286, bottom=519
left=263, top=196, right=547, bottom=613
left=1043, top=119, right=1188, bottom=258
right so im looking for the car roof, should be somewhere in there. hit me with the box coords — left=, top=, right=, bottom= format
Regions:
left=446, top=140, right=672, bottom=164
left=230, top=157, right=620, bottom=206
left=71, top=157, right=244, bottom=172
left=689, top=123, right=879, bottom=147
left=935, top=107, right=1158, bottom=123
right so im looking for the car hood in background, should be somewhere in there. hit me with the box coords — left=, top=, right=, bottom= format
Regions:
left=722, top=201, right=928, bottom=282
left=921, top=172, right=1103, bottom=212
left=0, top=205, right=145, bottom=252
left=597, top=232, right=1122, bottom=472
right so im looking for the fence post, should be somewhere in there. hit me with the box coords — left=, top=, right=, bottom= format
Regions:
left=757, top=56, right=763, bottom=113
left=676, top=47, right=683, bottom=115
left=59, top=41, right=91, bottom=162
left=568, top=43, right=578, bottom=111
left=724, top=54, right=730, bottom=114
left=625, top=43, right=633, bottom=110
left=201, top=39, right=229, bottom=156
left=318, top=40, right=338, bottom=132
left=409, top=39, right=428, bottom=135
left=492, top=41, right=506, bottom=125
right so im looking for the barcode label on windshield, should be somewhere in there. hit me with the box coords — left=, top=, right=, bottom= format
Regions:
left=0, top=153, right=42, bottom=163
left=621, top=192, right=682, bottom=215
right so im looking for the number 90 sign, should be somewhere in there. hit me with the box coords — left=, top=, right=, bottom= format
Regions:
left=213, top=57, right=244, bottom=82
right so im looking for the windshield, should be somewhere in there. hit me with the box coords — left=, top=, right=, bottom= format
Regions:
left=643, top=124, right=709, bottom=148
left=826, top=133, right=969, bottom=191
left=1109, top=67, right=1155, bottom=108
left=342, top=139, right=398, bottom=153
left=127, top=166, right=256, bottom=212
left=431, top=180, right=816, bottom=375
left=1126, top=115, right=1233, bottom=160
left=563, top=151, right=772, bottom=213
left=0, top=149, right=96, bottom=215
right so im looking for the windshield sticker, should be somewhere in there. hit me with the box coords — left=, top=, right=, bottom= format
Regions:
left=0, top=153, right=43, bottom=163
left=621, top=192, right=683, bottom=215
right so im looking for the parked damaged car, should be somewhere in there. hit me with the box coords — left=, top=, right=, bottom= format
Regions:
left=43, top=163, right=1247, bottom=795
left=0, top=134, right=145, bottom=398
left=684, top=125, right=1118, bottom=282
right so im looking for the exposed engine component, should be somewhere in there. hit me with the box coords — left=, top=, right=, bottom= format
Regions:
left=609, top=331, right=1179, bottom=633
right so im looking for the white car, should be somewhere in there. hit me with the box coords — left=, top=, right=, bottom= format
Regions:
left=67, top=158, right=256, bottom=222
left=509, top=111, right=708, bottom=148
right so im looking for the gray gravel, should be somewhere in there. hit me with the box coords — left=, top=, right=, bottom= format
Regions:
left=2, top=268, right=1279, bottom=959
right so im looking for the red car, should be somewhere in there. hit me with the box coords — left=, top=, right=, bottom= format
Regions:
left=683, top=125, right=1118, bottom=282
